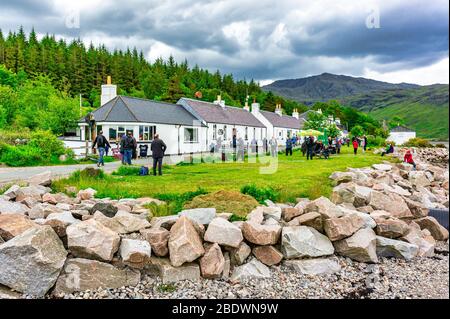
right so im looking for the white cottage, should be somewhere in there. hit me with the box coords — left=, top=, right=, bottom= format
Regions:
left=78, top=95, right=207, bottom=156
left=177, top=96, right=266, bottom=149
left=251, top=102, right=301, bottom=145
left=387, top=126, right=416, bottom=145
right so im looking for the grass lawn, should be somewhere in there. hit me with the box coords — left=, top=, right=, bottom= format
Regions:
left=53, top=146, right=396, bottom=204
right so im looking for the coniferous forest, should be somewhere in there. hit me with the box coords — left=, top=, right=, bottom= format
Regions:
left=0, top=27, right=307, bottom=113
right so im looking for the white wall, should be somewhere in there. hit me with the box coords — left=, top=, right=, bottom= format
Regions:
left=78, top=122, right=208, bottom=155
left=207, top=123, right=266, bottom=147
left=387, top=132, right=416, bottom=145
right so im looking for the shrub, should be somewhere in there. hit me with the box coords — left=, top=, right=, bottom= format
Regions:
left=145, top=202, right=177, bottom=218
left=240, top=184, right=279, bottom=204
left=403, top=137, right=433, bottom=148
left=155, top=188, right=208, bottom=213
left=70, top=168, right=106, bottom=181
left=112, top=165, right=141, bottom=176
left=366, top=135, right=386, bottom=147
left=0, top=143, right=43, bottom=166
left=28, top=130, right=66, bottom=158
left=183, top=190, right=259, bottom=217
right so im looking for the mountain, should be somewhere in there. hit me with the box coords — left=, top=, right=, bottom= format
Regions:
left=342, top=84, right=448, bottom=140
left=262, top=73, right=449, bottom=140
left=262, top=73, right=420, bottom=103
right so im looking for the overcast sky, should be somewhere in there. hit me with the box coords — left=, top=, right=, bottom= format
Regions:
left=0, top=0, right=448, bottom=85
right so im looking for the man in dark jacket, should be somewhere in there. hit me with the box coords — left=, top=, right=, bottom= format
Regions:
left=306, top=136, right=315, bottom=160
left=92, top=130, right=111, bottom=167
left=151, top=134, right=167, bottom=176
left=120, top=132, right=137, bottom=165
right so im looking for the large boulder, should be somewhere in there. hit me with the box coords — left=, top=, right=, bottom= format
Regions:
left=401, top=226, right=435, bottom=257
left=140, top=227, right=170, bottom=257
left=53, top=258, right=140, bottom=295
left=168, top=216, right=205, bottom=267
left=289, top=211, right=323, bottom=232
left=228, top=242, right=251, bottom=266
left=89, top=202, right=118, bottom=217
left=323, top=214, right=365, bottom=241
left=282, top=207, right=302, bottom=222
left=28, top=203, right=63, bottom=220
left=0, top=199, right=29, bottom=215
left=334, top=228, right=378, bottom=263
left=15, top=186, right=46, bottom=202
left=179, top=208, right=216, bottom=225
left=376, top=236, right=419, bottom=261
left=145, top=257, right=200, bottom=284
left=2, top=185, right=20, bottom=200
left=93, top=211, right=150, bottom=234
left=339, top=207, right=376, bottom=229
left=44, top=211, right=80, bottom=237
left=305, top=197, right=343, bottom=219
left=28, top=171, right=52, bottom=187
left=76, top=188, right=97, bottom=200
left=372, top=164, right=392, bottom=171
left=0, top=214, right=37, bottom=240
left=409, top=171, right=431, bottom=188
left=404, top=198, right=429, bottom=218
left=204, top=217, right=243, bottom=248
left=0, top=226, right=67, bottom=297
left=261, top=206, right=282, bottom=221
left=246, top=207, right=265, bottom=224
left=284, top=257, right=341, bottom=275
left=119, top=239, right=151, bottom=269
left=281, top=226, right=334, bottom=259
left=415, top=216, right=449, bottom=241
left=230, top=258, right=271, bottom=281
left=199, top=243, right=225, bottom=279
left=329, top=171, right=357, bottom=185
left=66, top=219, right=121, bottom=262
left=241, top=222, right=281, bottom=245
left=375, top=217, right=410, bottom=239
left=252, top=246, right=283, bottom=266
left=150, top=215, right=179, bottom=230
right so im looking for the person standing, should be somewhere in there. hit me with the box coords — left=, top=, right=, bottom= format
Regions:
left=360, top=136, right=366, bottom=153
left=285, top=136, right=293, bottom=156
left=352, top=137, right=359, bottom=155
left=121, top=131, right=136, bottom=165
left=119, top=134, right=126, bottom=164
left=306, top=136, right=315, bottom=160
left=269, top=136, right=278, bottom=157
left=335, top=136, right=341, bottom=154
left=151, top=134, right=167, bottom=176
left=92, top=130, right=111, bottom=167
left=363, top=135, right=368, bottom=152
left=237, top=136, right=245, bottom=161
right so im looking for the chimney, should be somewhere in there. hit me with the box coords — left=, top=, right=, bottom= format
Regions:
left=292, top=108, right=299, bottom=119
left=251, top=100, right=260, bottom=114
left=213, top=95, right=226, bottom=108
left=275, top=103, right=283, bottom=116
left=101, top=76, right=117, bottom=106
left=243, top=100, right=250, bottom=112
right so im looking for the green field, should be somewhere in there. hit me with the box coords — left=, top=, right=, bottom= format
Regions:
left=54, top=147, right=395, bottom=204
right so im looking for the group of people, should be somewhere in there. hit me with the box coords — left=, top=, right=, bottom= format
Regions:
left=351, top=135, right=368, bottom=155
left=92, top=131, right=167, bottom=176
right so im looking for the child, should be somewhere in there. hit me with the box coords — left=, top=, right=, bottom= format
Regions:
left=403, top=149, right=416, bottom=170
left=352, top=138, right=359, bottom=155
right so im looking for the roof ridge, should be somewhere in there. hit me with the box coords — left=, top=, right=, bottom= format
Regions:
left=120, top=95, right=183, bottom=106
left=104, top=96, right=120, bottom=120
left=118, top=96, right=139, bottom=122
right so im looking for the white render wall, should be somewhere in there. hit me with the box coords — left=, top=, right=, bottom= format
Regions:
left=79, top=122, right=208, bottom=155
left=251, top=109, right=300, bottom=145
left=206, top=123, right=267, bottom=147
left=387, top=131, right=416, bottom=146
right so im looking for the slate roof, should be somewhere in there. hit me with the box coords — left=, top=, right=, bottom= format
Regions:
left=178, top=98, right=266, bottom=128
left=390, top=125, right=415, bottom=133
left=80, top=96, right=205, bottom=126
left=260, top=110, right=301, bottom=129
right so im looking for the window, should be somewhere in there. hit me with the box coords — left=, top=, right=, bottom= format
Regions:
left=253, top=127, right=256, bottom=139
left=139, top=126, right=156, bottom=141
left=184, top=128, right=198, bottom=143
left=245, top=127, right=248, bottom=140
left=118, top=126, right=126, bottom=140
left=213, top=124, right=217, bottom=140
left=109, top=128, right=117, bottom=141
left=96, top=125, right=103, bottom=135
left=224, top=125, right=227, bottom=139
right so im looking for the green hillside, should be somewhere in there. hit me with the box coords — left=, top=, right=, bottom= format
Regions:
left=341, top=85, right=449, bottom=140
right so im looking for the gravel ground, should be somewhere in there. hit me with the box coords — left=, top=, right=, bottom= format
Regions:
left=47, top=241, right=449, bottom=300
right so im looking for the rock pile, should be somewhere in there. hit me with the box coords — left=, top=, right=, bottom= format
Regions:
left=0, top=161, right=448, bottom=298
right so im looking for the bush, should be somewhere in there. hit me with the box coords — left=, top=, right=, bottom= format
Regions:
left=366, top=135, right=386, bottom=147
left=28, top=130, right=66, bottom=158
left=145, top=202, right=177, bottom=218
left=403, top=137, right=433, bottom=148
left=70, top=168, right=106, bottom=181
left=112, top=165, right=142, bottom=176
left=0, top=143, right=43, bottom=166
left=155, top=188, right=208, bottom=213
left=240, top=184, right=279, bottom=204
left=183, top=190, right=260, bottom=217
